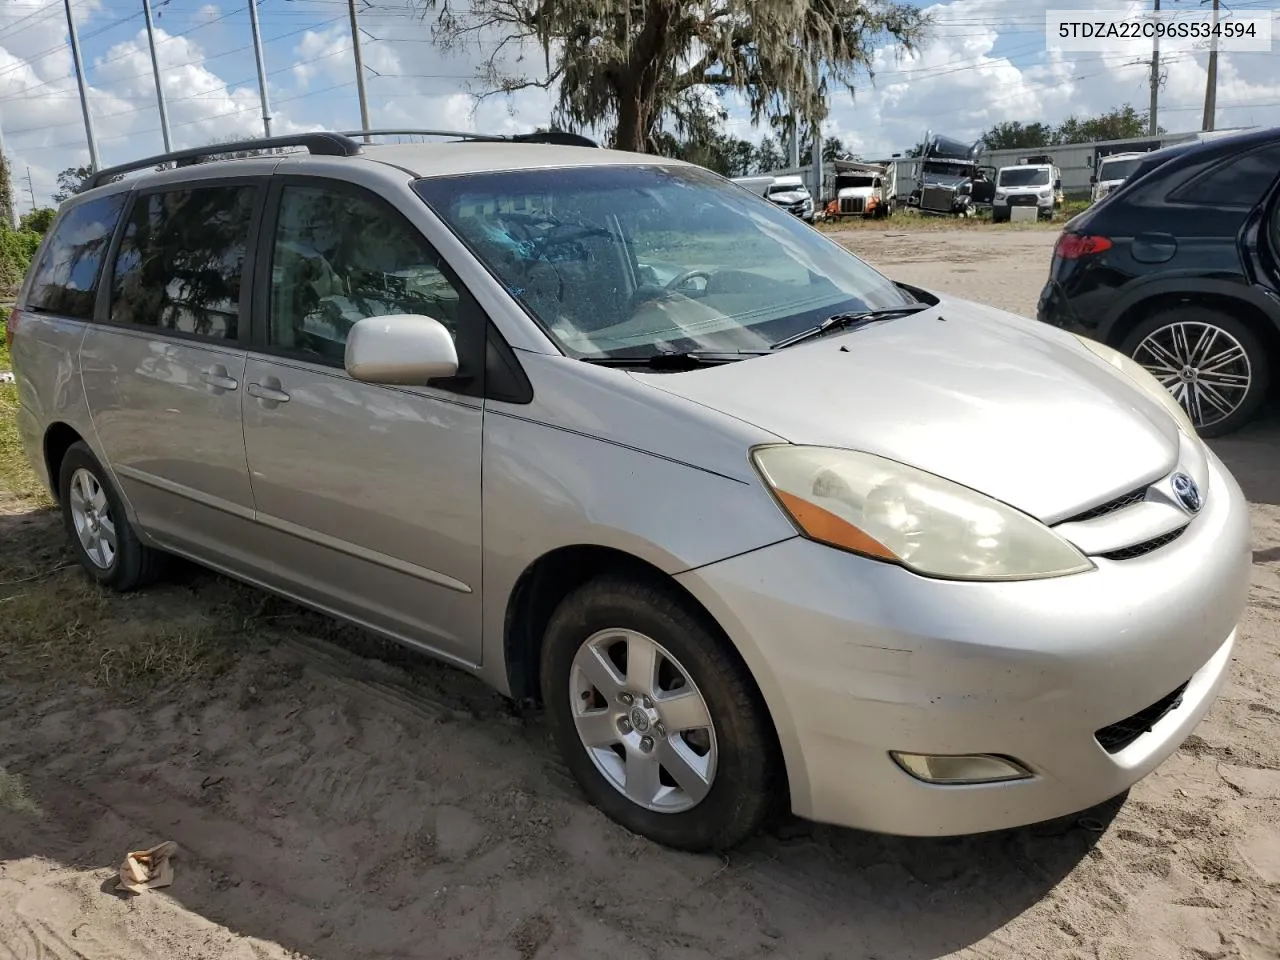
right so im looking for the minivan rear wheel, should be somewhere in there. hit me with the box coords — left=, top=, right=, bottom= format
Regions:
left=540, top=576, right=780, bottom=851
left=1120, top=306, right=1270, bottom=438
left=58, top=441, right=165, bottom=591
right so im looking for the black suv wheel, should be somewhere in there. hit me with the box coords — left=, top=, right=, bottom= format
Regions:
left=1120, top=306, right=1270, bottom=438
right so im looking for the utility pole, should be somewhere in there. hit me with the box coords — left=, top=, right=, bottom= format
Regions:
left=1202, top=0, right=1219, bottom=131
left=63, top=0, right=101, bottom=171
left=141, top=0, right=172, bottom=151
left=789, top=119, right=800, bottom=168
left=25, top=167, right=37, bottom=214
left=1147, top=0, right=1160, bottom=135
left=347, top=0, right=371, bottom=142
left=247, top=0, right=272, bottom=137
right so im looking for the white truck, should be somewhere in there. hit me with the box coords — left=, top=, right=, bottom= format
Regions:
left=1090, top=152, right=1148, bottom=203
left=827, top=159, right=896, bottom=219
left=991, top=158, right=1063, bottom=223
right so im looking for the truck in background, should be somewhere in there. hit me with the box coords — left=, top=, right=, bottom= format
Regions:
left=908, top=132, right=996, bottom=217
left=826, top=159, right=897, bottom=219
left=992, top=155, right=1064, bottom=222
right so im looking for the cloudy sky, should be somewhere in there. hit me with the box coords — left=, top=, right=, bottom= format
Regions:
left=0, top=0, right=1277, bottom=210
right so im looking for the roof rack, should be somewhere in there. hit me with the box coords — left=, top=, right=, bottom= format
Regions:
left=338, top=128, right=600, bottom=148
left=83, top=132, right=364, bottom=191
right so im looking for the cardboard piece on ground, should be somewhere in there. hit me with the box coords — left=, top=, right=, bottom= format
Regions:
left=116, top=840, right=179, bottom=895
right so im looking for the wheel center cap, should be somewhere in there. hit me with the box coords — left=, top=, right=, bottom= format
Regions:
left=1180, top=366, right=1198, bottom=382
left=629, top=706, right=651, bottom=733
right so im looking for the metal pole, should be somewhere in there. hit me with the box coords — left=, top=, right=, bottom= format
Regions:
left=789, top=119, right=799, bottom=168
left=1148, top=0, right=1160, bottom=135
left=63, top=0, right=100, bottom=171
left=26, top=167, right=37, bottom=213
left=142, top=0, right=172, bottom=151
left=1202, top=0, right=1219, bottom=131
left=247, top=0, right=272, bottom=137
left=347, top=0, right=371, bottom=142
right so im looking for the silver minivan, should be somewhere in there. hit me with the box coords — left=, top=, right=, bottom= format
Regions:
left=7, top=132, right=1251, bottom=852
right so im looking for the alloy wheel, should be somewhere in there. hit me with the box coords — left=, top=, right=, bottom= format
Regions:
left=569, top=628, right=718, bottom=813
left=1131, top=320, right=1251, bottom=430
left=68, top=467, right=117, bottom=570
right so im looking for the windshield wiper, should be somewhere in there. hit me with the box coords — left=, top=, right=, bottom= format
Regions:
left=579, top=350, right=770, bottom=370
left=770, top=305, right=930, bottom=350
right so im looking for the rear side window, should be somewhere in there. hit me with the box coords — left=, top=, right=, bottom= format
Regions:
left=23, top=193, right=128, bottom=320
left=109, top=184, right=258, bottom=342
left=1169, top=144, right=1280, bottom=209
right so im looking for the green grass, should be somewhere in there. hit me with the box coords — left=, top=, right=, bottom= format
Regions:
left=819, top=198, right=1090, bottom=233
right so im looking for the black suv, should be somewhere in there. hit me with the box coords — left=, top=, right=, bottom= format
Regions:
left=1037, top=126, right=1280, bottom=437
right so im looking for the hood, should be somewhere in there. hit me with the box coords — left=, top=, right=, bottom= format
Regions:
left=999, top=183, right=1050, bottom=193
left=767, top=191, right=810, bottom=205
left=837, top=186, right=878, bottom=198
left=631, top=297, right=1181, bottom=523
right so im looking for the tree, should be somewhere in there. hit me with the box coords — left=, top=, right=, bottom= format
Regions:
left=981, top=120, right=1054, bottom=151
left=1053, top=104, right=1162, bottom=144
left=53, top=166, right=95, bottom=204
left=19, top=208, right=56, bottom=234
left=423, top=0, right=929, bottom=153
left=0, top=155, right=14, bottom=229
left=754, top=136, right=786, bottom=172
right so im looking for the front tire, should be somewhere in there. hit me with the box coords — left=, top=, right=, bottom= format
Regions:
left=58, top=441, right=165, bottom=591
left=1119, top=306, right=1271, bottom=438
left=540, top=576, right=780, bottom=851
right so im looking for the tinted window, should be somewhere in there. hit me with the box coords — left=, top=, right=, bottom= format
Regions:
left=109, top=184, right=258, bottom=341
left=998, top=168, right=1050, bottom=187
left=1169, top=145, right=1280, bottom=208
left=1098, top=157, right=1142, bottom=182
left=24, top=193, right=128, bottom=320
left=267, top=184, right=463, bottom=364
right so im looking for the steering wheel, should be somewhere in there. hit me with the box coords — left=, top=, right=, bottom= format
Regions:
left=665, top=269, right=714, bottom=293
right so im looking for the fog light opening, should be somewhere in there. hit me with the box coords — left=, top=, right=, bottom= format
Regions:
left=890, top=752, right=1033, bottom=785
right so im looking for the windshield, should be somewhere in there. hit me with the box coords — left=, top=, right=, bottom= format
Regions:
left=922, top=162, right=973, bottom=180
left=1099, top=157, right=1142, bottom=181
left=998, top=167, right=1051, bottom=187
left=767, top=182, right=808, bottom=197
left=413, top=164, right=912, bottom=360
left=838, top=175, right=877, bottom=189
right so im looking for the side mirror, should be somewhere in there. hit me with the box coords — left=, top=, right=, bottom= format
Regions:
left=1054, top=179, right=1062, bottom=190
left=1089, top=175, right=1097, bottom=185
left=344, top=314, right=459, bottom=385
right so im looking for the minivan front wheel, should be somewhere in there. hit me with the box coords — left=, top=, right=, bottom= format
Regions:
left=1121, top=307, right=1270, bottom=438
left=58, top=442, right=164, bottom=591
left=541, top=576, right=779, bottom=851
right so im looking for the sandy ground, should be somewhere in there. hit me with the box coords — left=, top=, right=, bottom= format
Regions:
left=1, top=227, right=1278, bottom=960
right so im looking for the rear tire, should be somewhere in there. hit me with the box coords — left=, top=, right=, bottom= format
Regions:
left=540, top=575, right=781, bottom=851
left=1119, top=306, right=1270, bottom=438
left=58, top=441, right=165, bottom=591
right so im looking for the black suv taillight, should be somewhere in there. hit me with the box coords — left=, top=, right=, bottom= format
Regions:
left=1054, top=233, right=1113, bottom=260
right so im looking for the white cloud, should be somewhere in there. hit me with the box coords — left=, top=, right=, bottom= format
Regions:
left=1, top=0, right=1276, bottom=207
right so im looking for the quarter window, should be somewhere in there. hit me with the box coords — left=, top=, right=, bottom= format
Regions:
left=267, top=184, right=462, bottom=365
left=109, top=184, right=258, bottom=342
left=1168, top=145, right=1280, bottom=208
left=24, top=193, right=128, bottom=320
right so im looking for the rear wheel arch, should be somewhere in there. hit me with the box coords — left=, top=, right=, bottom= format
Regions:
left=43, top=422, right=86, bottom=503
left=1103, top=287, right=1280, bottom=357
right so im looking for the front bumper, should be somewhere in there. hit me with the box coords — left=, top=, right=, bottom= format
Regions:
left=676, top=447, right=1250, bottom=836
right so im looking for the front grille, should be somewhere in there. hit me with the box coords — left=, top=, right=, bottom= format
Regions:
left=1009, top=194, right=1039, bottom=206
left=921, top=186, right=953, bottom=210
left=1066, top=487, right=1148, bottom=524
left=1095, top=681, right=1189, bottom=753
left=841, top=197, right=865, bottom=214
left=1099, top=525, right=1188, bottom=561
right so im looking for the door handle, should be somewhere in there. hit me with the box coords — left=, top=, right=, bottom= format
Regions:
left=247, top=381, right=291, bottom=404
left=201, top=364, right=239, bottom=392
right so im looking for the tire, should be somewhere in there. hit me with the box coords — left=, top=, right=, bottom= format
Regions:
left=1119, top=306, right=1271, bottom=438
left=540, top=575, right=781, bottom=852
left=58, top=441, right=165, bottom=591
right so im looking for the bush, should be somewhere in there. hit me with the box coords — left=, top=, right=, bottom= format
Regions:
left=0, top=227, right=42, bottom=299
left=19, top=208, right=56, bottom=234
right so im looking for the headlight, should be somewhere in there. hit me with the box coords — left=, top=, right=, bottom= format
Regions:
left=994, top=191, right=1006, bottom=201
left=1072, top=335, right=1198, bottom=437
left=751, top=446, right=1095, bottom=581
